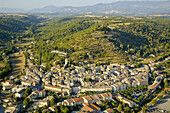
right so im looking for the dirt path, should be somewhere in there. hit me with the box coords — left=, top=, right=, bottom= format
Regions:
left=9, top=51, right=25, bottom=76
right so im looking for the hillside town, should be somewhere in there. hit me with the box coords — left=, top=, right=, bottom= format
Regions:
left=0, top=50, right=169, bottom=113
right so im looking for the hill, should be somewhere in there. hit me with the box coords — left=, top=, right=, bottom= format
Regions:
left=30, top=16, right=170, bottom=67
left=0, top=14, right=45, bottom=42
left=0, top=1, right=170, bottom=16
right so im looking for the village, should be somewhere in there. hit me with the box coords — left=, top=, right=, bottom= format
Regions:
left=0, top=51, right=170, bottom=113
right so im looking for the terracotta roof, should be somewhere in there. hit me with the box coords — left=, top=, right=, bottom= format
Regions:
left=83, top=96, right=92, bottom=101
left=73, top=97, right=83, bottom=102
left=104, top=108, right=114, bottom=113
left=97, top=94, right=104, bottom=99
left=106, top=92, right=112, bottom=97
left=65, top=99, right=74, bottom=103
left=81, top=105, right=94, bottom=112
left=45, top=85, right=62, bottom=89
left=6, top=80, right=11, bottom=82
left=40, top=90, right=46, bottom=93
left=101, top=93, right=109, bottom=98
left=93, top=95, right=100, bottom=100
left=90, top=103, right=100, bottom=110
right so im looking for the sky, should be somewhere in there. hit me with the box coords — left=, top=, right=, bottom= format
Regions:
left=0, top=0, right=119, bottom=10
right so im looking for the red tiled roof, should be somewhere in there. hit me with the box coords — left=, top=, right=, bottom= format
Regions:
left=90, top=103, right=100, bottom=110
left=81, top=105, right=94, bottom=112
left=45, top=85, right=62, bottom=89
left=104, top=108, right=114, bottom=113
left=73, top=98, right=83, bottom=102
left=83, top=96, right=92, bottom=101
left=6, top=80, right=11, bottom=82
left=65, top=99, right=74, bottom=103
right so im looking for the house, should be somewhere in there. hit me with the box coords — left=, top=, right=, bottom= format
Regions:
left=104, top=108, right=114, bottom=113
left=45, top=85, right=70, bottom=96
left=32, top=100, right=48, bottom=108
left=90, top=103, right=101, bottom=111
left=42, top=109, right=51, bottom=113
left=100, top=93, right=112, bottom=100
left=5, top=104, right=22, bottom=113
left=81, top=104, right=101, bottom=113
left=28, top=90, right=46, bottom=99
left=15, top=89, right=26, bottom=98
left=72, top=97, right=84, bottom=105
left=118, top=97, right=136, bottom=107
left=40, top=90, right=46, bottom=97
left=81, top=105, right=95, bottom=113
left=21, top=80, right=32, bottom=86
left=45, top=85, right=62, bottom=92
left=90, top=95, right=100, bottom=103
left=134, top=77, right=148, bottom=86
left=63, top=99, right=74, bottom=106
left=82, top=96, right=93, bottom=104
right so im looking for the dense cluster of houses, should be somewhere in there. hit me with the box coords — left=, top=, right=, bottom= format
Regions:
left=40, top=62, right=150, bottom=96
left=0, top=54, right=168, bottom=112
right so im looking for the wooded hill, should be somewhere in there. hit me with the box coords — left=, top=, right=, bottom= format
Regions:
left=0, top=14, right=45, bottom=42
left=30, top=16, right=170, bottom=66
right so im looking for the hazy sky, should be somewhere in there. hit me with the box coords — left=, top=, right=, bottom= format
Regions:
left=0, top=0, right=119, bottom=10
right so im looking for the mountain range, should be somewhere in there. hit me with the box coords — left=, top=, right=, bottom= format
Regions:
left=0, top=1, right=170, bottom=16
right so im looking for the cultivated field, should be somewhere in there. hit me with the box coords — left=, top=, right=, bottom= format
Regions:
left=9, top=51, right=25, bottom=76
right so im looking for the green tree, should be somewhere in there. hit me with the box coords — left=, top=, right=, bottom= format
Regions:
left=50, top=98, right=56, bottom=106
left=125, top=106, right=130, bottom=112
left=23, top=88, right=31, bottom=98
left=23, top=98, right=30, bottom=108
left=63, top=107, right=69, bottom=113
left=164, top=78, right=168, bottom=87
left=142, top=105, right=148, bottom=113
left=120, top=44, right=124, bottom=50
left=152, top=99, right=157, bottom=105
left=117, top=103, right=123, bottom=112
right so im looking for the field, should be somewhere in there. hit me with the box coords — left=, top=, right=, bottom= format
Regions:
left=15, top=42, right=31, bottom=47
left=9, top=51, right=25, bottom=76
left=108, top=22, right=131, bottom=29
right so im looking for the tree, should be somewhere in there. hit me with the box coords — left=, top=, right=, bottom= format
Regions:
left=47, top=101, right=50, bottom=107
left=120, top=44, right=124, bottom=50
left=23, top=88, right=31, bottom=98
left=164, top=78, right=168, bottom=87
left=152, top=99, right=157, bottom=105
left=127, top=44, right=130, bottom=50
left=142, top=105, right=148, bottom=113
left=63, top=107, right=69, bottom=113
left=50, top=98, right=56, bottom=106
left=117, top=103, right=123, bottom=112
left=4, top=77, right=8, bottom=81
left=23, top=98, right=30, bottom=108
left=125, top=106, right=130, bottom=112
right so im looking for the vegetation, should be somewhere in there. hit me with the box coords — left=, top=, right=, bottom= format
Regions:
left=25, top=16, right=170, bottom=69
